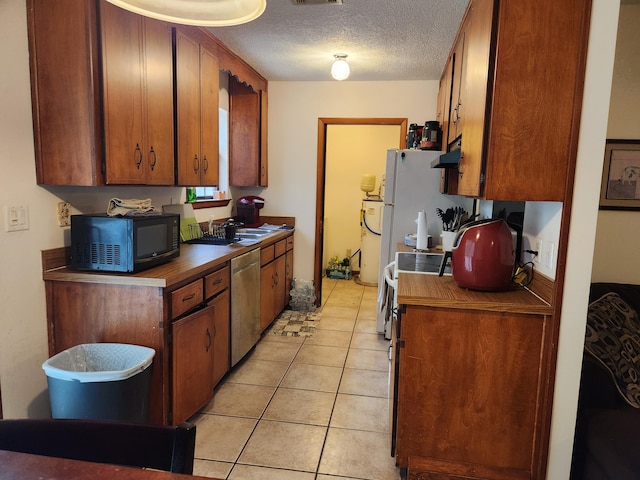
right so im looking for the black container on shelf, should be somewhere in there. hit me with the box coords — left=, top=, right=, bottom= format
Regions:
left=420, top=121, right=442, bottom=151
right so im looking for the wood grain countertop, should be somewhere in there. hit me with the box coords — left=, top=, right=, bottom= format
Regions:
left=397, top=272, right=552, bottom=316
left=42, top=229, right=293, bottom=289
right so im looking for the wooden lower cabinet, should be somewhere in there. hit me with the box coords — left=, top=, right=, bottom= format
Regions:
left=44, top=262, right=230, bottom=426
left=395, top=305, right=549, bottom=480
left=259, top=238, right=291, bottom=332
left=172, top=289, right=229, bottom=425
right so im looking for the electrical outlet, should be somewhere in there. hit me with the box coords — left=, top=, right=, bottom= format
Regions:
left=57, top=202, right=71, bottom=227
left=545, top=241, right=555, bottom=270
left=534, top=238, right=542, bottom=264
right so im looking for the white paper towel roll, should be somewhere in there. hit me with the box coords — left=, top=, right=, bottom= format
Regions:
left=415, top=211, right=429, bottom=251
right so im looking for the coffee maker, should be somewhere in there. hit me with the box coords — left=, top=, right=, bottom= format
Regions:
left=236, top=196, right=265, bottom=227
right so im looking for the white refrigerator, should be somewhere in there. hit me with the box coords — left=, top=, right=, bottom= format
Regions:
left=376, top=149, right=472, bottom=337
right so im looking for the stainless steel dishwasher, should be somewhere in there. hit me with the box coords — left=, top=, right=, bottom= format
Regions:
left=230, top=248, right=261, bottom=366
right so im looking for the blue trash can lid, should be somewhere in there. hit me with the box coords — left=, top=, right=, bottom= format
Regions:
left=42, top=343, right=155, bottom=383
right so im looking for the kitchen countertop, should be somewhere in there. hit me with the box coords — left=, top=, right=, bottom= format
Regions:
left=42, top=229, right=293, bottom=289
left=397, top=272, right=552, bottom=315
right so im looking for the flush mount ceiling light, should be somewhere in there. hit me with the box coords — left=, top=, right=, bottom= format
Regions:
left=331, top=54, right=350, bottom=81
left=106, top=0, right=267, bottom=27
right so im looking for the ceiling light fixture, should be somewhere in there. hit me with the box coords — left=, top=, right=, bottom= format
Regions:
left=331, top=54, right=350, bottom=81
left=106, top=0, right=267, bottom=27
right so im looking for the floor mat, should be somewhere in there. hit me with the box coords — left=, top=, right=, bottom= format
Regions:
left=267, top=310, right=321, bottom=337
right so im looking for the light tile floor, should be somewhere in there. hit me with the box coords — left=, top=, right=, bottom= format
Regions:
left=191, top=277, right=401, bottom=480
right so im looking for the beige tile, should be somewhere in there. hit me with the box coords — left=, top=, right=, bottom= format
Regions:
left=318, top=428, right=400, bottom=480
left=339, top=368, right=389, bottom=398
left=316, top=315, right=356, bottom=332
left=330, top=394, right=390, bottom=432
left=324, top=293, right=361, bottom=308
left=303, top=329, right=352, bottom=348
left=249, top=339, right=301, bottom=363
left=225, top=357, right=290, bottom=387
left=316, top=475, right=363, bottom=480
left=354, top=316, right=378, bottom=333
left=229, top=464, right=316, bottom=480
left=193, top=459, right=233, bottom=479
left=345, top=348, right=390, bottom=372
left=194, top=414, right=257, bottom=462
left=281, top=363, right=343, bottom=392
left=202, top=383, right=275, bottom=418
left=294, top=344, right=348, bottom=367
left=238, top=420, right=326, bottom=472
left=357, top=304, right=378, bottom=321
left=260, top=332, right=305, bottom=344
left=320, top=304, right=359, bottom=320
left=263, top=388, right=336, bottom=426
left=350, top=332, right=389, bottom=351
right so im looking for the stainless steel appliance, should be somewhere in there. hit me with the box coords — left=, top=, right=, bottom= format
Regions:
left=376, top=149, right=472, bottom=338
left=230, top=248, right=261, bottom=366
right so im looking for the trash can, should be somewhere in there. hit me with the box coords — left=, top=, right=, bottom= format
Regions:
left=42, top=343, right=155, bottom=423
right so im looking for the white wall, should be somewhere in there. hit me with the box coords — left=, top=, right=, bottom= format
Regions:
left=266, top=80, right=439, bottom=281
left=592, top=4, right=640, bottom=284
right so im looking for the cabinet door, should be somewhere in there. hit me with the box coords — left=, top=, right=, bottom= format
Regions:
left=259, top=89, right=269, bottom=186
left=273, top=254, right=286, bottom=316
left=101, top=1, right=145, bottom=184
left=456, top=0, right=493, bottom=198
left=142, top=16, right=174, bottom=185
left=175, top=28, right=202, bottom=186
left=437, top=59, right=453, bottom=152
left=211, top=289, right=230, bottom=387
left=28, top=0, right=103, bottom=186
left=229, top=79, right=261, bottom=187
left=260, top=260, right=276, bottom=332
left=172, top=304, right=215, bottom=425
left=200, top=44, right=220, bottom=186
left=396, top=305, right=546, bottom=477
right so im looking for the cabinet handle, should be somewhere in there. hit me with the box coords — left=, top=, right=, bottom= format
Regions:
left=149, top=146, right=157, bottom=171
left=274, top=272, right=279, bottom=285
left=271, top=274, right=276, bottom=288
left=182, top=293, right=196, bottom=302
left=213, top=278, right=222, bottom=285
left=203, top=155, right=208, bottom=174
left=135, top=143, right=143, bottom=169
left=193, top=154, right=199, bottom=174
left=205, top=328, right=212, bottom=352
left=458, top=151, right=464, bottom=176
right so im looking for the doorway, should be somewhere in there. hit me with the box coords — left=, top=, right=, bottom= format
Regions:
left=314, top=118, right=407, bottom=304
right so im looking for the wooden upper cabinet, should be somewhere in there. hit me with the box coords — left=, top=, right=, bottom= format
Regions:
left=101, top=2, right=174, bottom=185
left=229, top=77, right=268, bottom=187
left=455, top=0, right=491, bottom=198
left=27, top=0, right=174, bottom=186
left=27, top=0, right=103, bottom=185
left=441, top=0, right=591, bottom=201
left=175, top=27, right=220, bottom=186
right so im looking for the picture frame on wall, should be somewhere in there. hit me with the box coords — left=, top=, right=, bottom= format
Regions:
left=599, top=139, right=640, bottom=210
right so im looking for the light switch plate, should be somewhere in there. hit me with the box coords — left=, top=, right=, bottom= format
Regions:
left=5, top=205, right=29, bottom=232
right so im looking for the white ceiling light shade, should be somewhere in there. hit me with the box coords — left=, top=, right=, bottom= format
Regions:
left=106, top=0, right=267, bottom=27
left=331, top=54, right=350, bottom=81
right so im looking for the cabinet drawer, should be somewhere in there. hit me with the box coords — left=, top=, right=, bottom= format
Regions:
left=275, top=239, right=287, bottom=258
left=205, top=265, right=229, bottom=299
left=171, top=279, right=203, bottom=319
left=261, top=244, right=275, bottom=266
left=286, top=236, right=294, bottom=251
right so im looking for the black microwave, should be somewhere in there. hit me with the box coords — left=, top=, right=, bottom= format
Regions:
left=70, top=213, right=180, bottom=273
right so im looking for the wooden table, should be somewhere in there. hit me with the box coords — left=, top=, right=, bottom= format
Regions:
left=0, top=450, right=220, bottom=480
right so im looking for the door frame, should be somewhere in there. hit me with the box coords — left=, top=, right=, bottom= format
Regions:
left=314, top=118, right=408, bottom=304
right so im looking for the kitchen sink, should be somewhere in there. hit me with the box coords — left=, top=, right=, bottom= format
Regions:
left=235, top=228, right=273, bottom=239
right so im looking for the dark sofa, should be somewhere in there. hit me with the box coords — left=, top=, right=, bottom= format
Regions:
left=571, top=283, right=640, bottom=480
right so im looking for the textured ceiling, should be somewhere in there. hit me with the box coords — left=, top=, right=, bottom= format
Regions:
left=207, top=0, right=470, bottom=82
